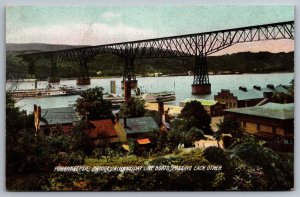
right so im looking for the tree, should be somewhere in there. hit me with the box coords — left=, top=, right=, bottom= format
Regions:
left=168, top=119, right=205, bottom=148
left=76, top=87, right=113, bottom=120
left=271, top=79, right=294, bottom=103
left=180, top=101, right=212, bottom=135
left=119, top=97, right=146, bottom=118
left=217, top=118, right=244, bottom=138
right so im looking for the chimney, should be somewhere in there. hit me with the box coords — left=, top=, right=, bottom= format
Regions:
left=253, top=85, right=261, bottom=90
left=37, top=106, right=41, bottom=119
left=239, top=86, right=247, bottom=91
left=115, top=113, right=119, bottom=123
left=124, top=118, right=127, bottom=128
left=267, top=84, right=274, bottom=89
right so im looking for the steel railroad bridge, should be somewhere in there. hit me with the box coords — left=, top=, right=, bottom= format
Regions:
left=18, top=21, right=294, bottom=98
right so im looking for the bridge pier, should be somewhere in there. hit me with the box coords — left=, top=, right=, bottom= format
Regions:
left=48, top=77, right=60, bottom=83
left=77, top=77, right=91, bottom=85
left=192, top=54, right=211, bottom=95
left=77, top=57, right=91, bottom=85
left=23, top=56, right=37, bottom=79
left=121, top=79, right=138, bottom=89
left=121, top=55, right=138, bottom=90
left=48, top=55, right=60, bottom=83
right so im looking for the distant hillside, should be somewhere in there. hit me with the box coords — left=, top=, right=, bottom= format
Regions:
left=6, top=43, right=89, bottom=54
left=6, top=43, right=294, bottom=79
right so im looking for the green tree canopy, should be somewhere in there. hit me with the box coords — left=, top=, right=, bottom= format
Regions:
left=119, top=97, right=146, bottom=118
left=76, top=87, right=113, bottom=121
left=180, top=101, right=212, bottom=135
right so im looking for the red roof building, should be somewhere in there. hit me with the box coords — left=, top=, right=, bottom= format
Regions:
left=87, top=119, right=119, bottom=142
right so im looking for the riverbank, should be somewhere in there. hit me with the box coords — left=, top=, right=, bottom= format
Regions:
left=6, top=71, right=294, bottom=82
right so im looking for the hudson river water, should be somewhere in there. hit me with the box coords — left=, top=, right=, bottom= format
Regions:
left=7, top=73, right=293, bottom=113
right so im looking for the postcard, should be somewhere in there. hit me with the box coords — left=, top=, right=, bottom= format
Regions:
left=6, top=5, right=294, bottom=191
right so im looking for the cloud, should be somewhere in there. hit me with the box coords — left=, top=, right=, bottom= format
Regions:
left=7, top=23, right=158, bottom=45
left=100, top=12, right=121, bottom=20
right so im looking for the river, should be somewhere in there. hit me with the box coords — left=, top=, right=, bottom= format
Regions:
left=6, top=73, right=293, bottom=113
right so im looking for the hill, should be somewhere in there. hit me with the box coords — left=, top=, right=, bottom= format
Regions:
left=6, top=43, right=294, bottom=79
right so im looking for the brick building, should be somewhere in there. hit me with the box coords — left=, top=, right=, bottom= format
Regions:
left=214, top=84, right=290, bottom=109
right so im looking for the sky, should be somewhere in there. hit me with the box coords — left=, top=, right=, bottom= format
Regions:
left=6, top=5, right=294, bottom=55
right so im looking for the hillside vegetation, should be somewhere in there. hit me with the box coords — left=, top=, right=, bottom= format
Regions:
left=6, top=44, right=294, bottom=80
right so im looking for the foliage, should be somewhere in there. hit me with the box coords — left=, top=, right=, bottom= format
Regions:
left=229, top=139, right=293, bottom=190
left=203, top=146, right=228, bottom=165
left=180, top=101, right=212, bottom=135
left=168, top=120, right=205, bottom=149
left=119, top=97, right=146, bottom=118
left=271, top=79, right=294, bottom=103
left=6, top=51, right=294, bottom=80
left=217, top=118, right=244, bottom=138
left=76, top=86, right=114, bottom=121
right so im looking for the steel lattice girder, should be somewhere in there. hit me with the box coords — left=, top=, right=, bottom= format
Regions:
left=18, top=21, right=294, bottom=61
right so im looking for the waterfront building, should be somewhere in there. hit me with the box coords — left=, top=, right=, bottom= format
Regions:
left=214, top=84, right=291, bottom=109
left=224, top=103, right=294, bottom=150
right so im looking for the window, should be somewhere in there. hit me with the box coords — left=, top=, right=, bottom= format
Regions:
left=257, top=124, right=260, bottom=131
left=272, top=126, right=276, bottom=134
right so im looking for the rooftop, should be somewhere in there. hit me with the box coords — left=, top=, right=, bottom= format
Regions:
left=40, top=107, right=77, bottom=126
left=180, top=98, right=218, bottom=106
left=120, top=116, right=159, bottom=134
left=88, top=119, right=118, bottom=138
left=216, top=85, right=290, bottom=101
left=225, top=102, right=294, bottom=120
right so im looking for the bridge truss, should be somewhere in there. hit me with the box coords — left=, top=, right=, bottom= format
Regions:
left=19, top=20, right=294, bottom=94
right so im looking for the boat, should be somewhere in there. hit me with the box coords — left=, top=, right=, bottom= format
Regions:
left=141, top=91, right=176, bottom=103
left=10, top=84, right=84, bottom=98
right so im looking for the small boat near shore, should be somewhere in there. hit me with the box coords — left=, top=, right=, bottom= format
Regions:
left=141, top=91, right=176, bottom=103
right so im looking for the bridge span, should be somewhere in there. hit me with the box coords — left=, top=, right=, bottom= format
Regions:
left=18, top=21, right=294, bottom=100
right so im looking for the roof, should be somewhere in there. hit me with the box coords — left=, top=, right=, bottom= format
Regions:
left=225, top=102, right=294, bottom=120
left=120, top=116, right=159, bottom=134
left=88, top=119, right=117, bottom=138
left=145, top=103, right=182, bottom=115
left=180, top=98, right=218, bottom=106
left=216, top=85, right=290, bottom=101
left=40, top=107, right=77, bottom=126
left=229, top=89, right=262, bottom=100
left=137, top=138, right=151, bottom=145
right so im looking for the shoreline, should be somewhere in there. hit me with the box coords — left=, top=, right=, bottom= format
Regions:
left=6, top=71, right=294, bottom=82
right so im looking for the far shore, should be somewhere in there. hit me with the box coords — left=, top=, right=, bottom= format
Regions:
left=6, top=71, right=294, bottom=82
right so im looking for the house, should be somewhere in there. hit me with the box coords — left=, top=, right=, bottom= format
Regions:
left=33, top=105, right=78, bottom=135
left=224, top=103, right=294, bottom=148
left=179, top=98, right=225, bottom=116
left=119, top=116, right=159, bottom=138
left=214, top=84, right=291, bottom=109
left=87, top=119, right=119, bottom=143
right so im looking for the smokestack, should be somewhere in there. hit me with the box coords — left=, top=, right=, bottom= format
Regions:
left=124, top=81, right=131, bottom=104
left=124, top=118, right=127, bottom=128
left=37, top=106, right=41, bottom=119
